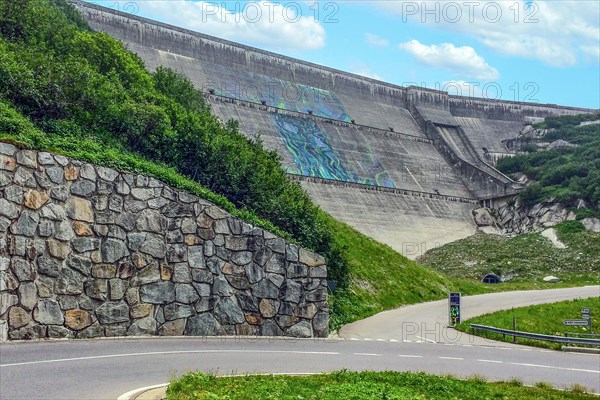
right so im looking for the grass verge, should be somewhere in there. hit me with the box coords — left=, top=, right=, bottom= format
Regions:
left=417, top=225, right=600, bottom=288
left=165, top=370, right=597, bottom=399
left=457, top=298, right=600, bottom=350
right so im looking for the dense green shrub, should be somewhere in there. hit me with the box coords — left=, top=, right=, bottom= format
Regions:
left=519, top=183, right=546, bottom=207
left=0, top=0, right=349, bottom=286
left=496, top=113, right=600, bottom=207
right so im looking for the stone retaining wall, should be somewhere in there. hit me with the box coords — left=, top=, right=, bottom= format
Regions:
left=0, top=142, right=328, bottom=340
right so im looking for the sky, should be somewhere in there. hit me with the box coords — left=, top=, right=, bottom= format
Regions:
left=85, top=1, right=600, bottom=109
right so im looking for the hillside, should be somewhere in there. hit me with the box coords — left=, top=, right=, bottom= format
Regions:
left=0, top=0, right=462, bottom=329
left=418, top=221, right=600, bottom=287
left=497, top=113, right=600, bottom=210
left=419, top=113, right=600, bottom=288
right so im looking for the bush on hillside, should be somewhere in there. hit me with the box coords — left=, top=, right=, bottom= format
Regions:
left=496, top=113, right=600, bottom=207
left=0, top=0, right=349, bottom=287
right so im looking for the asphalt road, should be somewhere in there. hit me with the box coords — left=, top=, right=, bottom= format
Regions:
left=1, top=287, right=599, bottom=399
left=1, top=336, right=599, bottom=399
left=339, top=286, right=600, bottom=345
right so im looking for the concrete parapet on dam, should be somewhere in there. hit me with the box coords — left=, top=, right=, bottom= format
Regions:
left=70, top=1, right=597, bottom=258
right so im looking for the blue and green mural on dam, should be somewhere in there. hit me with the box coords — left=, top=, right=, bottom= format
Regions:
left=204, top=65, right=352, bottom=123
left=271, top=114, right=396, bottom=188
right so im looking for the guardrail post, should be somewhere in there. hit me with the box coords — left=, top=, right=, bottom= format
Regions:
left=513, top=317, right=517, bottom=344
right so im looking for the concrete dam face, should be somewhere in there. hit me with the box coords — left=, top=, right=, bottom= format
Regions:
left=72, top=1, right=595, bottom=258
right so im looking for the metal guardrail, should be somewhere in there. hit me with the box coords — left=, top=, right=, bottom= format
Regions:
left=470, top=324, right=600, bottom=347
left=565, top=332, right=600, bottom=339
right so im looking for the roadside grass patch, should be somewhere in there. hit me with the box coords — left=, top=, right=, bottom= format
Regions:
left=417, top=226, right=600, bottom=288
left=457, top=298, right=600, bottom=349
left=165, top=370, right=597, bottom=399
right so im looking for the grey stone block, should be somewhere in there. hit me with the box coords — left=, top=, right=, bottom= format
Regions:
left=139, top=281, right=175, bottom=304
left=96, top=301, right=130, bottom=324
left=33, top=299, right=64, bottom=325
left=185, top=313, right=222, bottom=336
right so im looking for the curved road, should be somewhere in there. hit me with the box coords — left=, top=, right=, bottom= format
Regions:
left=0, top=287, right=598, bottom=399
left=340, top=286, right=600, bottom=345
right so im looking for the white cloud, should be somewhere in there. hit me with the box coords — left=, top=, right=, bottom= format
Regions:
left=131, top=1, right=326, bottom=51
left=398, top=40, right=500, bottom=80
left=581, top=45, right=600, bottom=61
left=371, top=1, right=600, bottom=66
left=365, top=33, right=389, bottom=47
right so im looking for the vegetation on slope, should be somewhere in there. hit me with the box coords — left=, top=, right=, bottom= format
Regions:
left=418, top=221, right=600, bottom=287
left=0, top=0, right=464, bottom=328
left=327, top=219, right=452, bottom=329
left=497, top=113, right=600, bottom=208
left=458, top=298, right=600, bottom=350
left=0, top=0, right=346, bottom=286
left=166, top=370, right=597, bottom=399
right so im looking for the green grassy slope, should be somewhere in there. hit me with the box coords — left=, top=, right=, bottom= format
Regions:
left=418, top=221, right=600, bottom=288
left=0, top=0, right=461, bottom=330
left=458, top=298, right=600, bottom=349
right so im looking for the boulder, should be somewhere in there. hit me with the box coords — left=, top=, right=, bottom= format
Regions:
left=543, top=275, right=560, bottom=283
left=582, top=217, right=600, bottom=233
left=473, top=208, right=494, bottom=227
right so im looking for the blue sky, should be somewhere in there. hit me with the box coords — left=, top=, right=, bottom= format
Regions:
left=86, top=1, right=599, bottom=109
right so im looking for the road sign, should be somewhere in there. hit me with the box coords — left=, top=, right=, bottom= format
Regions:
left=562, top=319, right=589, bottom=326
left=448, top=292, right=461, bottom=327
left=581, top=308, right=591, bottom=320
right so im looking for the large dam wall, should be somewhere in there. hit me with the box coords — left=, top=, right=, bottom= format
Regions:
left=0, top=143, right=328, bottom=341
left=70, top=1, right=596, bottom=258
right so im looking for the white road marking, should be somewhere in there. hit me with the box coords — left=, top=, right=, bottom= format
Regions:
left=439, top=357, right=464, bottom=361
left=353, top=353, right=382, bottom=357
left=0, top=350, right=340, bottom=368
left=510, top=362, right=600, bottom=374
left=478, top=359, right=503, bottom=364
left=415, top=336, right=437, bottom=344
left=398, top=355, right=423, bottom=358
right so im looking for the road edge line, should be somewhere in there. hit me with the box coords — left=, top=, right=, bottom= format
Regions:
left=118, top=383, right=168, bottom=400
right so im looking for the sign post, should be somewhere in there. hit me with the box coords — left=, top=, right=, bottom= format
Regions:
left=562, top=319, right=589, bottom=326
left=581, top=307, right=592, bottom=333
left=448, top=292, right=461, bottom=327
left=562, top=307, right=592, bottom=332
